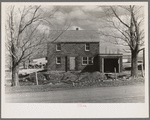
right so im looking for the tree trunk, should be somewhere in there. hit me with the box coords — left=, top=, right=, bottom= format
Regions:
left=11, top=66, right=19, bottom=86
left=11, top=43, right=19, bottom=86
left=131, top=50, right=138, bottom=77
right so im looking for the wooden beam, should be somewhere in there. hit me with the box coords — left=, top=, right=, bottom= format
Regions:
left=102, top=58, right=104, bottom=73
left=118, top=58, right=120, bottom=73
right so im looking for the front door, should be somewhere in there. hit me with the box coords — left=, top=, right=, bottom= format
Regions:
left=70, top=57, right=75, bottom=70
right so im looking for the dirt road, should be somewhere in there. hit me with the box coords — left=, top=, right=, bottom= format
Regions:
left=5, top=84, right=145, bottom=103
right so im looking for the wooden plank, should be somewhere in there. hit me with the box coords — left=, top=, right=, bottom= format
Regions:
left=102, top=58, right=104, bottom=73
left=118, top=58, right=120, bottom=73
left=35, top=72, right=38, bottom=85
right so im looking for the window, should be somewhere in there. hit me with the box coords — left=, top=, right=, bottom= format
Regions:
left=56, top=57, right=61, bottom=64
left=82, top=57, right=88, bottom=65
left=88, top=57, right=93, bottom=64
left=85, top=43, right=90, bottom=51
left=56, top=43, right=61, bottom=51
left=82, top=57, right=93, bottom=65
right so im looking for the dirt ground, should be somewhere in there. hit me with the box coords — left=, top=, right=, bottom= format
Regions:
left=5, top=83, right=145, bottom=103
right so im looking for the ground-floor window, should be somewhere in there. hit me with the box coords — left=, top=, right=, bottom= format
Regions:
left=82, top=57, right=93, bottom=65
left=56, top=57, right=61, bottom=64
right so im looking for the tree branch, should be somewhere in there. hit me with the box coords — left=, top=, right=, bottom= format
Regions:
left=110, top=6, right=130, bottom=28
left=21, top=51, right=33, bottom=61
left=123, top=48, right=131, bottom=53
left=19, top=6, right=41, bottom=34
left=21, top=23, right=41, bottom=48
left=137, top=48, right=145, bottom=53
left=5, top=44, right=17, bottom=60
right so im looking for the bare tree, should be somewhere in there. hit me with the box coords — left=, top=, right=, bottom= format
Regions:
left=97, top=5, right=144, bottom=77
left=5, top=5, right=45, bottom=86
left=5, top=5, right=71, bottom=86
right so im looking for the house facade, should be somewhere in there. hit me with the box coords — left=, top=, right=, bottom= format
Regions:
left=47, top=29, right=123, bottom=73
left=47, top=42, right=99, bottom=72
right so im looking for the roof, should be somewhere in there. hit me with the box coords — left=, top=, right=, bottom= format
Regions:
left=48, top=30, right=100, bottom=42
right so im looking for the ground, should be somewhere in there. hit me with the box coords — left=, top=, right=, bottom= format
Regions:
left=5, top=83, right=144, bottom=103
left=5, top=70, right=145, bottom=103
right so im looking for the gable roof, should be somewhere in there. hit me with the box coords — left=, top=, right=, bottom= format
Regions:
left=48, top=30, right=100, bottom=42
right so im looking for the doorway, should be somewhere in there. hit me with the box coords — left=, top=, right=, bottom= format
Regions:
left=70, top=57, right=75, bottom=70
left=104, top=58, right=119, bottom=73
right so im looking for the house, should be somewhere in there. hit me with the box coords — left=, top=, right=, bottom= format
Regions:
left=47, top=28, right=123, bottom=73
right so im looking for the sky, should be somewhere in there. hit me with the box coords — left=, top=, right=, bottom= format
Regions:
left=5, top=4, right=145, bottom=57
left=40, top=5, right=105, bottom=30
left=39, top=5, right=144, bottom=56
left=41, top=5, right=143, bottom=30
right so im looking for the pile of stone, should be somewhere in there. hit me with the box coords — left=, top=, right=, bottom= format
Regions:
left=60, top=71, right=107, bottom=86
left=21, top=71, right=107, bottom=86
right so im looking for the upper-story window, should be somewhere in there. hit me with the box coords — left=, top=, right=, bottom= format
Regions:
left=85, top=43, right=90, bottom=51
left=56, top=43, right=61, bottom=51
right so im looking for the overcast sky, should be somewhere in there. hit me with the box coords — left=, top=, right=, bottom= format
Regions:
left=5, top=4, right=145, bottom=56
left=40, top=5, right=103, bottom=30
left=41, top=5, right=144, bottom=31
left=39, top=5, right=144, bottom=55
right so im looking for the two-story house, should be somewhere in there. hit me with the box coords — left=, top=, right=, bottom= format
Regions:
left=47, top=28, right=123, bottom=73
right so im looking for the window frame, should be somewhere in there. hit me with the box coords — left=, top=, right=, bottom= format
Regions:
left=88, top=57, right=93, bottom=65
left=56, top=57, right=61, bottom=64
left=85, top=43, right=90, bottom=51
left=56, top=43, right=61, bottom=51
left=82, top=57, right=88, bottom=65
left=82, top=57, right=93, bottom=65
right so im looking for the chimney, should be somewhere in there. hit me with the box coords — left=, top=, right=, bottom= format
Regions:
left=76, top=28, right=79, bottom=30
